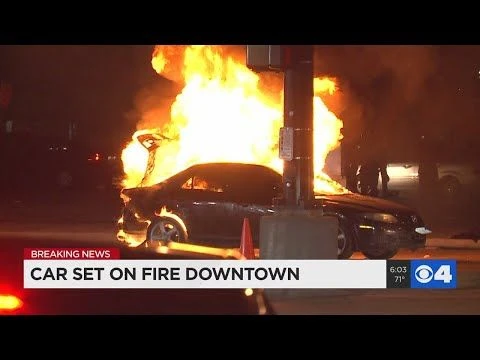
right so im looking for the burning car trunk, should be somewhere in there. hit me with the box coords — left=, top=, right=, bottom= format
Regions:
left=133, top=131, right=175, bottom=187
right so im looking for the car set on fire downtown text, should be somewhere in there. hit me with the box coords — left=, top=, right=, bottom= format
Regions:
left=117, top=132, right=431, bottom=260
left=0, top=238, right=273, bottom=315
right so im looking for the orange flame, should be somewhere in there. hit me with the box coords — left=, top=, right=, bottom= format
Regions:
left=151, top=47, right=167, bottom=74
left=154, top=206, right=188, bottom=237
left=122, top=45, right=346, bottom=194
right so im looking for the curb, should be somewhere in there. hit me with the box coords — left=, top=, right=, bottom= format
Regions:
left=426, top=237, right=480, bottom=250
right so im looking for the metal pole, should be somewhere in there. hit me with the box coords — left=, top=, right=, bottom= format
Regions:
left=283, top=45, right=314, bottom=208
left=296, top=45, right=314, bottom=207
left=283, top=47, right=297, bottom=207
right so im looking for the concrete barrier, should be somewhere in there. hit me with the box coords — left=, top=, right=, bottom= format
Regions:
left=259, top=209, right=338, bottom=299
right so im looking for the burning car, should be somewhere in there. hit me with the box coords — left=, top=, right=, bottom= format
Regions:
left=116, top=46, right=430, bottom=259
left=117, top=158, right=430, bottom=259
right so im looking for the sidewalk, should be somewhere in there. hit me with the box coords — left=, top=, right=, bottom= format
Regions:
left=427, top=237, right=480, bottom=249
left=269, top=288, right=480, bottom=315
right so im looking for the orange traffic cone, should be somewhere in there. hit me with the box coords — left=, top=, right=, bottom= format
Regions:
left=240, top=218, right=255, bottom=260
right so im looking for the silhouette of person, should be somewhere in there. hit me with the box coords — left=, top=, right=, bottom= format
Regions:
left=418, top=161, right=438, bottom=196
left=379, top=156, right=390, bottom=197
left=358, top=160, right=379, bottom=196
left=356, top=131, right=381, bottom=197
left=341, top=128, right=360, bottom=193
left=418, top=137, right=439, bottom=198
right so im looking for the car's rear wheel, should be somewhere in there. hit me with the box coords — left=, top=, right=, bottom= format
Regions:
left=338, top=221, right=354, bottom=259
left=147, top=217, right=187, bottom=243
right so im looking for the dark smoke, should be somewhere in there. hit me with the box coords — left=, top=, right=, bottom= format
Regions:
left=315, top=45, right=442, bottom=160
left=316, top=46, right=438, bottom=130
left=129, top=77, right=182, bottom=130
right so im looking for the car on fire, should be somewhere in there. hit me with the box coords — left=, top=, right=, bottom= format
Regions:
left=117, top=135, right=431, bottom=259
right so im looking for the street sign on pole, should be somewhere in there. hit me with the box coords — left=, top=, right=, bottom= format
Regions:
left=279, top=126, right=294, bottom=161
left=246, top=45, right=283, bottom=72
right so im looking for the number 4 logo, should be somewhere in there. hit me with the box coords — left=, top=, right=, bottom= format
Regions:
left=434, top=265, right=453, bottom=284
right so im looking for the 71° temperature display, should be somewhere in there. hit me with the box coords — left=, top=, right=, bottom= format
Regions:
left=386, top=260, right=410, bottom=288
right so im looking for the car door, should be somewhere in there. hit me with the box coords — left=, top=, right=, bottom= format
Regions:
left=174, top=166, right=240, bottom=248
left=228, top=167, right=282, bottom=247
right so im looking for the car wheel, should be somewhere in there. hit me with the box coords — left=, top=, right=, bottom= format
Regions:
left=338, top=221, right=354, bottom=259
left=147, top=217, right=188, bottom=243
left=362, top=248, right=398, bottom=260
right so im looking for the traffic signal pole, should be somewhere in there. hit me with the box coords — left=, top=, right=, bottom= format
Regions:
left=282, top=45, right=314, bottom=208
left=247, top=46, right=337, bottom=296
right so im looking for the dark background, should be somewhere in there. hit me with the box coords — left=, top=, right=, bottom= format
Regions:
left=0, top=45, right=479, bottom=159
left=0, top=45, right=158, bottom=154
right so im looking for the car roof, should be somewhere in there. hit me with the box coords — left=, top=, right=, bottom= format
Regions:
left=183, top=162, right=281, bottom=176
left=188, top=162, right=273, bottom=169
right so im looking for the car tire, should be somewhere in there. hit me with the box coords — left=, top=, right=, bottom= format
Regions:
left=338, top=219, right=354, bottom=259
left=362, top=248, right=398, bottom=260
left=146, top=216, right=188, bottom=243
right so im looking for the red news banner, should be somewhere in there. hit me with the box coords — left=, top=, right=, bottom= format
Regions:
left=24, top=248, right=120, bottom=260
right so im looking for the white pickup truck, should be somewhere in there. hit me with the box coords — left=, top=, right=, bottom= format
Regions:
left=385, top=162, right=480, bottom=199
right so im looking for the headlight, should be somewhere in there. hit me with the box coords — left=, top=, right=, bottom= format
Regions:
left=361, top=213, right=398, bottom=224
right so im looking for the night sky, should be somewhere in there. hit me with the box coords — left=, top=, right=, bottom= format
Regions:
left=316, top=46, right=480, bottom=140
left=0, top=45, right=156, bottom=153
left=0, top=45, right=479, bottom=158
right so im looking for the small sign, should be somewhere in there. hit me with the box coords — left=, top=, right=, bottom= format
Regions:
left=5, top=120, right=13, bottom=133
left=279, top=127, right=294, bottom=161
left=246, top=45, right=283, bottom=72
left=246, top=45, right=269, bottom=71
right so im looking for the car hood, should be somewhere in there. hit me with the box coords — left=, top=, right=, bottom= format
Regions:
left=317, top=193, right=415, bottom=214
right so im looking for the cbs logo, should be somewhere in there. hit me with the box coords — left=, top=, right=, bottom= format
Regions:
left=414, top=264, right=453, bottom=284
left=414, top=265, right=434, bottom=283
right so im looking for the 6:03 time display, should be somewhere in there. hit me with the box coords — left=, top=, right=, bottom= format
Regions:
left=389, top=266, right=407, bottom=274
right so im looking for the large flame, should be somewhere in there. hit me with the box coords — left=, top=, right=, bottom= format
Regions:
left=121, top=45, right=346, bottom=194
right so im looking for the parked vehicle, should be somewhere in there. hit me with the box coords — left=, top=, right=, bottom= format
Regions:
left=117, top=161, right=429, bottom=260
left=0, top=131, right=119, bottom=194
left=382, top=161, right=480, bottom=199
